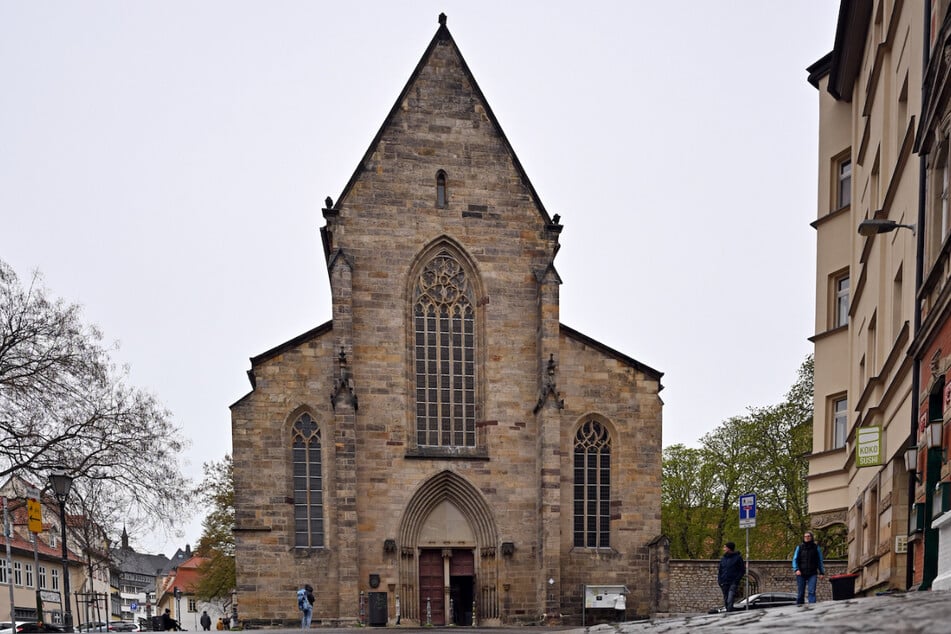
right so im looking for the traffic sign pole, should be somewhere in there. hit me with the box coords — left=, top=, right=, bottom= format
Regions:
left=739, top=493, right=756, bottom=609
left=4, top=497, right=16, bottom=628
left=745, top=527, right=750, bottom=609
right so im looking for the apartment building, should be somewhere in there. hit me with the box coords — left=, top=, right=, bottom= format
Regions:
left=911, top=0, right=951, bottom=591
left=0, top=478, right=86, bottom=625
left=808, top=0, right=923, bottom=593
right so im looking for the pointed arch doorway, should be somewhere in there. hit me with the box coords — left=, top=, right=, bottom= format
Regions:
left=398, top=471, right=500, bottom=625
left=418, top=547, right=475, bottom=625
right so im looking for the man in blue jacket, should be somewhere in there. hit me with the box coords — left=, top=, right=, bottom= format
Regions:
left=717, top=541, right=745, bottom=612
left=792, top=531, right=825, bottom=604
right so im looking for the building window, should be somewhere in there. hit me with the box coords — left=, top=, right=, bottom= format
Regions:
left=39, top=566, right=47, bottom=590
left=436, top=170, right=448, bottom=208
left=893, top=266, right=903, bottom=338
left=51, top=568, right=59, bottom=590
left=25, top=563, right=33, bottom=588
left=14, top=561, right=21, bottom=586
left=0, top=561, right=6, bottom=584
left=573, top=419, right=611, bottom=548
left=292, top=412, right=324, bottom=549
left=837, top=157, right=852, bottom=209
left=871, top=153, right=881, bottom=211
left=867, top=484, right=879, bottom=561
left=898, top=73, right=909, bottom=145
left=833, top=397, right=848, bottom=449
left=930, top=140, right=951, bottom=263
left=854, top=496, right=865, bottom=563
left=188, top=599, right=197, bottom=613
left=834, top=274, right=849, bottom=328
left=413, top=251, right=476, bottom=447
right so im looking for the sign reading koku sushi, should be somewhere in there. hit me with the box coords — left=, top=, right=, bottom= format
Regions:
left=857, top=426, right=882, bottom=467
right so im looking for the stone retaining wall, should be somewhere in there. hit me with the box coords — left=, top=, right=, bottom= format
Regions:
left=669, top=559, right=849, bottom=614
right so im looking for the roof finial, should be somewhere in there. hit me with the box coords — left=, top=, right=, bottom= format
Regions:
left=438, top=13, right=447, bottom=26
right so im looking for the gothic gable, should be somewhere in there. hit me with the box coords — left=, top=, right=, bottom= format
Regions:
left=321, top=14, right=560, bottom=265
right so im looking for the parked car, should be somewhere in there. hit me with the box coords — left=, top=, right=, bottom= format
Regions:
left=77, top=622, right=108, bottom=632
left=708, top=591, right=799, bottom=614
left=15, top=625, right=65, bottom=634
left=109, top=623, right=139, bottom=632
left=0, top=622, right=28, bottom=634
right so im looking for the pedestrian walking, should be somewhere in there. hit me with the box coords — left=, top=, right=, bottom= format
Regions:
left=297, top=583, right=315, bottom=629
left=717, top=541, right=745, bottom=612
left=792, top=531, right=826, bottom=604
left=160, top=608, right=181, bottom=631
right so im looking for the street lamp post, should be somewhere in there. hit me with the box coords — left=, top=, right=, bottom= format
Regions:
left=48, top=467, right=74, bottom=633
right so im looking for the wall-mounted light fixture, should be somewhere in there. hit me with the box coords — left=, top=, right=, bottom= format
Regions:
left=383, top=539, right=397, bottom=554
left=905, top=445, right=921, bottom=483
left=927, top=421, right=944, bottom=449
left=858, top=217, right=917, bottom=236
left=928, top=421, right=946, bottom=462
left=500, top=542, right=515, bottom=557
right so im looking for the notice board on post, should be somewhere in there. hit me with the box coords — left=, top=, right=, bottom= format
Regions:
left=582, top=584, right=628, bottom=625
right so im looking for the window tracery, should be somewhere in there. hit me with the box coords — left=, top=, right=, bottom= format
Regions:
left=292, top=412, right=324, bottom=548
left=413, top=252, right=475, bottom=447
left=573, top=419, right=611, bottom=548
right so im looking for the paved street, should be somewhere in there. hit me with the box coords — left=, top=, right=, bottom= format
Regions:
left=250, top=590, right=950, bottom=633
left=596, top=590, right=948, bottom=633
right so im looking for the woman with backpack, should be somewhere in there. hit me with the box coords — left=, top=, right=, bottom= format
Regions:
left=297, top=583, right=315, bottom=629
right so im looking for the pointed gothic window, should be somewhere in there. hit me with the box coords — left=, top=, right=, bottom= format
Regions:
left=413, top=251, right=475, bottom=447
left=436, top=170, right=448, bottom=208
left=573, top=419, right=611, bottom=548
left=292, top=412, right=324, bottom=548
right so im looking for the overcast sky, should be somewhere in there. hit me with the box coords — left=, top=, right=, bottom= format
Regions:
left=1, top=2, right=840, bottom=555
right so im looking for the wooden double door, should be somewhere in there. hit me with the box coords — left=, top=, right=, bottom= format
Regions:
left=418, top=548, right=475, bottom=626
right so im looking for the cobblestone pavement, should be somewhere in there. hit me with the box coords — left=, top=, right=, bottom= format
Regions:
left=595, top=590, right=949, bottom=633
left=238, top=593, right=950, bottom=634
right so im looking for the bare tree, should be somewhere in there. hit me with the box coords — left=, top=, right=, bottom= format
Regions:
left=0, top=259, right=190, bottom=533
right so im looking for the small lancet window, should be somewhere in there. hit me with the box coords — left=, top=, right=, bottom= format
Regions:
left=436, top=170, right=448, bottom=208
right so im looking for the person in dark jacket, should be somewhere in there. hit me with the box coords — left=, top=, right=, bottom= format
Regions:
left=160, top=609, right=181, bottom=631
left=200, top=611, right=212, bottom=631
left=792, top=531, right=825, bottom=604
left=717, top=541, right=745, bottom=612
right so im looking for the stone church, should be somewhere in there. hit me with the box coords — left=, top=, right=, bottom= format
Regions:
left=231, top=15, right=665, bottom=627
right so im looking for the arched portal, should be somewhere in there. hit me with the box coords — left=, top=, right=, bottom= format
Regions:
left=397, top=471, right=500, bottom=625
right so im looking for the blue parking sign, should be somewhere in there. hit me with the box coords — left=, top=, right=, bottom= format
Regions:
left=739, top=493, right=756, bottom=528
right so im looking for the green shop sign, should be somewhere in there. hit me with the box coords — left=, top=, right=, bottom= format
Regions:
left=857, top=426, right=882, bottom=467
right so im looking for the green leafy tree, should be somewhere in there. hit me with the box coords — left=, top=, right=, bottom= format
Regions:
left=662, top=444, right=719, bottom=558
left=193, top=455, right=235, bottom=600
left=662, top=355, right=816, bottom=560
left=700, top=415, right=757, bottom=557
left=743, top=356, right=814, bottom=557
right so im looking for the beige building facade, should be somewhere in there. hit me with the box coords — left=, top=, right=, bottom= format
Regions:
left=230, top=16, right=665, bottom=627
left=808, top=0, right=923, bottom=593
left=0, top=478, right=90, bottom=627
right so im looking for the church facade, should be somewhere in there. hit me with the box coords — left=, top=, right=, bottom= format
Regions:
left=231, top=15, right=665, bottom=627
